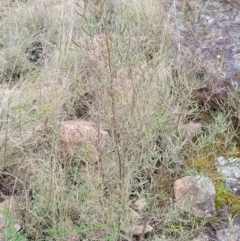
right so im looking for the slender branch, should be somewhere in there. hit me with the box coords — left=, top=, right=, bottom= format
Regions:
left=104, top=32, right=123, bottom=181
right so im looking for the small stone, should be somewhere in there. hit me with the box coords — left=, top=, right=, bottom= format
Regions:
left=14, top=224, right=21, bottom=231
left=134, top=198, right=147, bottom=211
left=60, top=120, right=110, bottom=160
left=181, top=122, right=202, bottom=141
left=174, top=175, right=216, bottom=217
left=129, top=209, right=141, bottom=221
left=218, top=206, right=230, bottom=220
left=131, top=224, right=153, bottom=236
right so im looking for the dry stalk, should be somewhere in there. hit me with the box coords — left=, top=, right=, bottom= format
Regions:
left=104, top=24, right=124, bottom=241
left=104, top=32, right=123, bottom=181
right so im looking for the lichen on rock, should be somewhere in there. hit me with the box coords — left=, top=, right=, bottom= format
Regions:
left=174, top=175, right=216, bottom=217
left=164, top=0, right=240, bottom=111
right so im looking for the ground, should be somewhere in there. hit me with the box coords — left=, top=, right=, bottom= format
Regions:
left=0, top=0, right=239, bottom=240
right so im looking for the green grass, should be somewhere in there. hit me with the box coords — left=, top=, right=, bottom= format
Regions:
left=0, top=0, right=239, bottom=240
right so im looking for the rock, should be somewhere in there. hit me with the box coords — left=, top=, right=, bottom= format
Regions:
left=216, top=218, right=240, bottom=241
left=191, top=232, right=211, bottom=241
left=131, top=224, right=153, bottom=236
left=129, top=209, right=141, bottom=221
left=133, top=198, right=147, bottom=212
left=174, top=175, right=216, bottom=217
left=164, top=0, right=240, bottom=114
left=215, top=156, right=240, bottom=196
left=60, top=120, right=110, bottom=160
left=190, top=227, right=219, bottom=241
left=218, top=205, right=230, bottom=220
left=191, top=219, right=240, bottom=241
left=180, top=122, right=202, bottom=141
left=121, top=209, right=142, bottom=237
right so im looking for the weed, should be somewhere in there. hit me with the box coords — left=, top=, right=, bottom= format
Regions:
left=0, top=205, right=26, bottom=241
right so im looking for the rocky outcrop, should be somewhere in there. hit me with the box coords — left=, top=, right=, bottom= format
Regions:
left=165, top=0, right=240, bottom=114
left=216, top=156, right=240, bottom=196
left=174, top=175, right=216, bottom=217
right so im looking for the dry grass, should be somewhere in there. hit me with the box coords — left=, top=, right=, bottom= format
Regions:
left=0, top=0, right=239, bottom=240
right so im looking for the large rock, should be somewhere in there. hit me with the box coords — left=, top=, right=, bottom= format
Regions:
left=216, top=156, right=240, bottom=196
left=164, top=0, right=240, bottom=113
left=60, top=120, right=110, bottom=160
left=174, top=175, right=216, bottom=217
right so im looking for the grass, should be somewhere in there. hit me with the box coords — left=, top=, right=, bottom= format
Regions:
left=0, top=0, right=239, bottom=240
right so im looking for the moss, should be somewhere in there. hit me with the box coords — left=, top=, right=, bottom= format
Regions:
left=214, top=180, right=240, bottom=216
left=158, top=173, right=175, bottom=207
left=187, top=144, right=240, bottom=216
left=156, top=141, right=240, bottom=215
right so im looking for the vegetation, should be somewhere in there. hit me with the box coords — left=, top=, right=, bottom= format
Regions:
left=0, top=0, right=239, bottom=240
